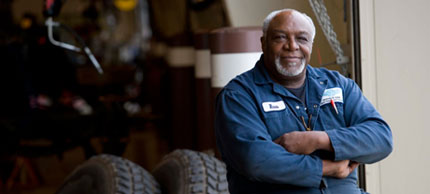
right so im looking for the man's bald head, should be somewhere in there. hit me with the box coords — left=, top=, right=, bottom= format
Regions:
left=262, top=9, right=316, bottom=42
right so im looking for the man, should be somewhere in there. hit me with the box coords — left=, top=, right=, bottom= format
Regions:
left=214, top=8, right=393, bottom=194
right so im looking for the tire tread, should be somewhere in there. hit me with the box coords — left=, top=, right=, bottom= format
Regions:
left=154, top=149, right=229, bottom=194
left=56, top=154, right=161, bottom=194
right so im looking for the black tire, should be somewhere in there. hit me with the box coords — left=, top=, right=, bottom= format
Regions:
left=56, top=154, right=161, bottom=194
left=152, top=149, right=229, bottom=194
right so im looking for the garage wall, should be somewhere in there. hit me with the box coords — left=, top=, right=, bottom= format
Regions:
left=360, top=0, right=430, bottom=194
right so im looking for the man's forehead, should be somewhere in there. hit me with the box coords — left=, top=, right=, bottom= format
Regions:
left=271, top=29, right=311, bottom=36
left=269, top=11, right=312, bottom=34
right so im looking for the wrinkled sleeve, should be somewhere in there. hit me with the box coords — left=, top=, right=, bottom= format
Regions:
left=215, top=88, right=323, bottom=188
left=326, top=79, right=393, bottom=163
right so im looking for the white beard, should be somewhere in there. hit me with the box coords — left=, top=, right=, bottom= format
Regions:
left=275, top=56, right=306, bottom=77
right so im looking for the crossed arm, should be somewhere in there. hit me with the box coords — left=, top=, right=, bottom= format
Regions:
left=274, top=131, right=359, bottom=179
left=216, top=84, right=392, bottom=187
left=273, top=80, right=393, bottom=179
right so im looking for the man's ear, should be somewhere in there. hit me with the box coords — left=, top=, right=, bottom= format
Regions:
left=260, top=36, right=265, bottom=52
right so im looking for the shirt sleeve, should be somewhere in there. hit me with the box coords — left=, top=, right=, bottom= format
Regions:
left=215, top=88, right=323, bottom=188
left=326, top=78, right=393, bottom=163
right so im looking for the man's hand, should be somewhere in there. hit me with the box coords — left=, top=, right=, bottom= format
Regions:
left=322, top=160, right=359, bottom=179
left=273, top=131, right=333, bottom=155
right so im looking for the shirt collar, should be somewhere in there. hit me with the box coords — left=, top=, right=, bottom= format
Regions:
left=253, top=54, right=274, bottom=85
left=253, top=54, right=329, bottom=99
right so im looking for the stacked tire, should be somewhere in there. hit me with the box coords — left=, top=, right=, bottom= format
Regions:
left=152, top=149, right=229, bottom=194
left=55, top=154, right=161, bottom=194
left=56, top=149, right=229, bottom=194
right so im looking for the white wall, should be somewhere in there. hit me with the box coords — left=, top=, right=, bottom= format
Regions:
left=361, top=0, right=430, bottom=194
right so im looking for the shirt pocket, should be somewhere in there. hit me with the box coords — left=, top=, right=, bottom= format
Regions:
left=262, top=110, right=298, bottom=140
left=318, top=102, right=346, bottom=130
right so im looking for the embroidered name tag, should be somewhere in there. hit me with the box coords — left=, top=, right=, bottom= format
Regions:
left=262, top=101, right=286, bottom=112
left=320, top=87, right=343, bottom=106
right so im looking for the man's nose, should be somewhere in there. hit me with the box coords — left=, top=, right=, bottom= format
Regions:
left=284, top=39, right=299, bottom=51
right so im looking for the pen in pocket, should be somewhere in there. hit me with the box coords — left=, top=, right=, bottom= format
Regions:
left=330, top=99, right=338, bottom=114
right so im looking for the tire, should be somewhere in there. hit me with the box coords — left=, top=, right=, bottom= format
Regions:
left=56, top=154, right=161, bottom=194
left=152, top=149, right=229, bottom=194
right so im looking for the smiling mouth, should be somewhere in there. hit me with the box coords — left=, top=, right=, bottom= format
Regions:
left=281, top=56, right=302, bottom=64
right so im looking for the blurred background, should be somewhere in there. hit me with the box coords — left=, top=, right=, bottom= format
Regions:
left=0, top=0, right=357, bottom=193
left=1, top=0, right=429, bottom=194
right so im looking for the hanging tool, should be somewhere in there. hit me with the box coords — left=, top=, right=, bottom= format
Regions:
left=44, top=0, right=103, bottom=74
left=308, top=0, right=349, bottom=76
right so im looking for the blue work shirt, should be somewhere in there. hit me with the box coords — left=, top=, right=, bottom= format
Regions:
left=215, top=56, right=393, bottom=194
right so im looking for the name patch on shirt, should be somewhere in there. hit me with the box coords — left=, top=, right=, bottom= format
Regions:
left=262, top=101, right=286, bottom=112
left=320, top=87, right=343, bottom=106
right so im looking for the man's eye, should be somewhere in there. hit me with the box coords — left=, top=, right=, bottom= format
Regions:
left=273, top=35, right=286, bottom=41
left=298, top=37, right=308, bottom=42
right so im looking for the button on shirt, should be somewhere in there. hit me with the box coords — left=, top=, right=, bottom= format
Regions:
left=214, top=55, right=393, bottom=194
